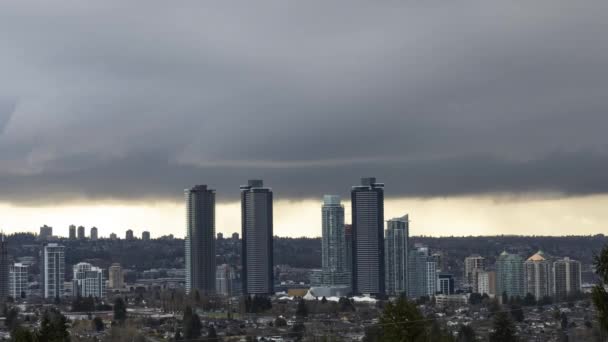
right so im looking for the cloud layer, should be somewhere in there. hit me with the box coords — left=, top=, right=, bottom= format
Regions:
left=1, top=1, right=607, bottom=203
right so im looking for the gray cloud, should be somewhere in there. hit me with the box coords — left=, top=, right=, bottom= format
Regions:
left=0, top=1, right=607, bottom=204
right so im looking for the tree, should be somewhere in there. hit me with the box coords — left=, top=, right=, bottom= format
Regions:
left=296, top=298, right=308, bottom=318
left=6, top=307, right=20, bottom=332
left=592, top=243, right=608, bottom=335
left=456, top=325, right=476, bottom=342
left=338, top=297, right=355, bottom=312
left=183, top=306, right=202, bottom=340
left=489, top=311, right=518, bottom=342
left=113, top=297, right=127, bottom=323
left=274, top=317, right=287, bottom=327
left=92, top=317, right=105, bottom=332
left=469, top=293, right=483, bottom=305
left=510, top=305, right=524, bottom=323
left=561, top=312, right=569, bottom=330
left=289, top=322, right=306, bottom=341
left=38, top=308, right=70, bottom=342
left=11, top=326, right=36, bottom=342
left=379, top=296, right=427, bottom=341
left=523, top=293, right=536, bottom=306
left=206, top=325, right=217, bottom=341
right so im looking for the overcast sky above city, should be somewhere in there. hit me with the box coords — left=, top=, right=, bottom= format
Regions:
left=1, top=1, right=607, bottom=237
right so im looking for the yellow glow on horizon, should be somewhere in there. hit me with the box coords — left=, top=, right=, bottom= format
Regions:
left=0, top=195, right=607, bottom=238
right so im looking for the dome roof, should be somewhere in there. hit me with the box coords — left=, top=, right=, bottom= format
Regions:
left=527, top=250, right=546, bottom=262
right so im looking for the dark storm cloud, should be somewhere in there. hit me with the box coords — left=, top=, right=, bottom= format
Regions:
left=0, top=1, right=607, bottom=203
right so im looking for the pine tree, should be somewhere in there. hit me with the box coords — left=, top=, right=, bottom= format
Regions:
left=489, top=311, right=518, bottom=342
left=592, top=244, right=608, bottom=335
left=379, top=296, right=427, bottom=342
left=296, top=298, right=308, bottom=317
left=456, top=325, right=476, bottom=342
left=113, top=297, right=127, bottom=323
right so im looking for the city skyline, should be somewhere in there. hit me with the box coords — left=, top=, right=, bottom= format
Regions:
left=2, top=1, right=608, bottom=238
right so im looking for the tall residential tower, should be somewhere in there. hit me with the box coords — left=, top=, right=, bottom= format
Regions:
left=42, top=243, right=65, bottom=299
left=351, top=177, right=385, bottom=296
left=321, top=195, right=350, bottom=287
left=185, top=185, right=216, bottom=295
left=385, top=215, right=409, bottom=296
left=241, top=180, right=274, bottom=295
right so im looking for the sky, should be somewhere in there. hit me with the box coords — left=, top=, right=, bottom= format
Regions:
left=0, top=1, right=607, bottom=238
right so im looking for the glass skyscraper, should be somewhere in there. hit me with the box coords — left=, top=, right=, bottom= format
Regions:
left=241, top=180, right=274, bottom=295
left=321, top=195, right=350, bottom=287
left=351, top=177, right=385, bottom=296
left=185, top=184, right=216, bottom=295
left=385, top=215, right=409, bottom=296
left=42, top=243, right=65, bottom=299
left=496, top=251, right=524, bottom=300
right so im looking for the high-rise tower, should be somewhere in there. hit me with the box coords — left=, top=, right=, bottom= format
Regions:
left=321, top=195, right=350, bottom=287
left=42, top=243, right=65, bottom=299
left=524, top=251, right=552, bottom=300
left=0, top=235, right=8, bottom=301
left=77, top=226, right=85, bottom=239
left=351, top=177, right=385, bottom=296
left=385, top=215, right=409, bottom=296
left=90, top=227, right=98, bottom=241
left=496, top=251, right=524, bottom=300
left=553, top=257, right=581, bottom=300
left=241, top=180, right=274, bottom=295
left=185, top=185, right=216, bottom=295
left=69, top=225, right=76, bottom=240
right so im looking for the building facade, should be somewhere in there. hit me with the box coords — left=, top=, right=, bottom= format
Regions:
left=142, top=231, right=151, bottom=241
left=73, top=262, right=105, bottom=298
left=385, top=215, right=409, bottom=296
left=553, top=257, right=582, bottom=299
left=125, top=229, right=134, bottom=240
left=477, top=270, right=497, bottom=297
left=438, top=273, right=455, bottom=295
left=321, top=195, right=350, bottom=287
left=496, top=251, right=524, bottom=300
left=407, top=246, right=437, bottom=298
left=464, top=255, right=486, bottom=292
left=9, top=263, right=28, bottom=299
left=90, top=227, right=98, bottom=241
left=69, top=225, right=76, bottom=239
left=351, top=177, right=385, bottom=296
left=241, top=180, right=274, bottom=295
left=0, top=235, right=8, bottom=301
left=524, top=251, right=552, bottom=300
left=39, top=225, right=53, bottom=241
left=42, top=243, right=65, bottom=299
left=216, top=264, right=238, bottom=296
left=108, top=263, right=124, bottom=289
left=344, top=224, right=353, bottom=275
left=77, top=226, right=85, bottom=239
left=185, top=184, right=216, bottom=295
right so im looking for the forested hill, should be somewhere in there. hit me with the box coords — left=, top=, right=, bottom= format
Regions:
left=5, top=233, right=606, bottom=271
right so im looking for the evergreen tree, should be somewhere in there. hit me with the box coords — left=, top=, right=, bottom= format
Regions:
left=296, top=298, right=308, bottom=318
left=6, top=307, right=20, bottom=332
left=92, top=317, right=104, bottom=332
left=113, top=297, right=127, bottom=323
left=38, top=308, right=70, bottom=342
left=11, top=326, right=36, bottom=342
left=456, top=325, right=476, bottom=342
left=379, top=296, right=427, bottom=341
left=489, top=311, right=518, bottom=342
left=510, top=305, right=524, bottom=323
left=523, top=293, right=536, bottom=306
left=592, top=244, right=608, bottom=335
left=206, top=325, right=217, bottom=341
left=183, top=306, right=202, bottom=340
